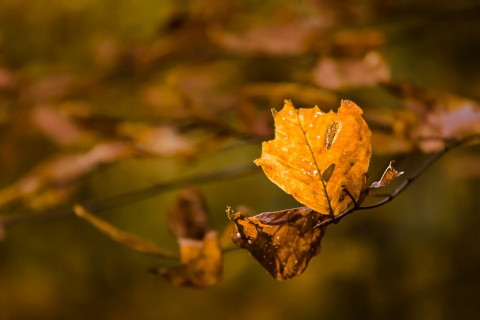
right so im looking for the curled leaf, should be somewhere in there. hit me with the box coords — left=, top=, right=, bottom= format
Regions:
left=228, top=206, right=328, bottom=280
left=155, top=188, right=222, bottom=288
left=254, top=100, right=372, bottom=216
left=157, top=230, right=223, bottom=288
left=370, top=161, right=404, bottom=189
left=74, top=187, right=224, bottom=289
left=168, top=188, right=211, bottom=240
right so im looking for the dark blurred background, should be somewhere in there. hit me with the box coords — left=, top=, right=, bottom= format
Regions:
left=0, top=0, right=480, bottom=319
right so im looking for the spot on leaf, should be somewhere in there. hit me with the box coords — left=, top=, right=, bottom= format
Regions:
left=325, top=121, right=342, bottom=150
left=321, top=163, right=336, bottom=182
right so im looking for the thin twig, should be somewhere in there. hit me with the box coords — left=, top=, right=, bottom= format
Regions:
left=315, top=135, right=479, bottom=228
left=74, top=204, right=179, bottom=259
left=0, top=163, right=258, bottom=229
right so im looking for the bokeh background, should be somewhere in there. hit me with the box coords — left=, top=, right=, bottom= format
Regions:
left=1, top=0, right=480, bottom=319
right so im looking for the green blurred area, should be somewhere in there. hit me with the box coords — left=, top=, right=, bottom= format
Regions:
left=1, top=0, right=480, bottom=319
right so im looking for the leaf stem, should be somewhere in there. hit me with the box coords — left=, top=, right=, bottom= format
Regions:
left=315, top=135, right=479, bottom=228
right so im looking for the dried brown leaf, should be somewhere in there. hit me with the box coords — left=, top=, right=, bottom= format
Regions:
left=159, top=231, right=223, bottom=288
left=369, top=161, right=404, bottom=189
left=168, top=188, right=211, bottom=240
left=74, top=187, right=224, bottom=289
left=155, top=188, right=222, bottom=288
left=228, top=206, right=328, bottom=280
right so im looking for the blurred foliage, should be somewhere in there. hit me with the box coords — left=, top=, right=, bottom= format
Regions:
left=0, top=0, right=480, bottom=319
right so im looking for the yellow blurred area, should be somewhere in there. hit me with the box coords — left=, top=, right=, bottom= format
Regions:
left=1, top=0, right=480, bottom=319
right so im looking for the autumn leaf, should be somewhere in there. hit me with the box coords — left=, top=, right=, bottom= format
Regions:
left=228, top=206, right=328, bottom=280
left=383, top=81, right=480, bottom=152
left=254, top=100, right=372, bottom=216
left=167, top=188, right=212, bottom=240
left=369, top=161, right=404, bottom=189
left=74, top=188, right=223, bottom=289
left=158, top=230, right=222, bottom=288
left=155, top=188, right=223, bottom=288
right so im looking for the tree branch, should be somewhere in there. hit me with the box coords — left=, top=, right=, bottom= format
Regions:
left=315, top=135, right=480, bottom=228
left=0, top=163, right=258, bottom=229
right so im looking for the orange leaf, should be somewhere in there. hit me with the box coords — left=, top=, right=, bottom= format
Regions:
left=159, top=231, right=223, bottom=288
left=156, top=188, right=223, bottom=288
left=254, top=100, right=372, bottom=216
left=229, top=206, right=328, bottom=280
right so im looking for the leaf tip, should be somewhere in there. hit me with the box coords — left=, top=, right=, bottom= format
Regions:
left=340, top=99, right=363, bottom=114
left=73, top=204, right=87, bottom=218
left=283, top=99, right=296, bottom=111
